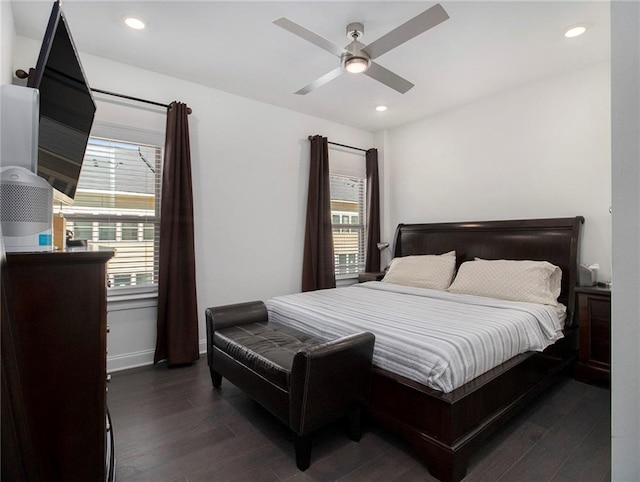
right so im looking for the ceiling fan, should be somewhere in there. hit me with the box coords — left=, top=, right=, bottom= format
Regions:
left=273, top=3, right=449, bottom=95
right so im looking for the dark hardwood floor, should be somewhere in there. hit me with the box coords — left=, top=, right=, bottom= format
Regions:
left=108, top=358, right=610, bottom=482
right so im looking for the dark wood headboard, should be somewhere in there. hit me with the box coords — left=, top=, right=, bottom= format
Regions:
left=391, top=217, right=584, bottom=324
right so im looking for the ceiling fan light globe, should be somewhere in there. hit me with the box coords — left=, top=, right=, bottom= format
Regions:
left=344, top=56, right=370, bottom=74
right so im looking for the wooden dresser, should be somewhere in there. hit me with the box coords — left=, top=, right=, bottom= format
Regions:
left=574, top=286, right=611, bottom=386
left=1, top=249, right=114, bottom=481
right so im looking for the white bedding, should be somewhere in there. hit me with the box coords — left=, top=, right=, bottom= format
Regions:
left=266, top=282, right=565, bottom=393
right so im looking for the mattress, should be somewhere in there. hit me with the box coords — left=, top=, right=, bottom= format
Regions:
left=266, top=281, right=565, bottom=393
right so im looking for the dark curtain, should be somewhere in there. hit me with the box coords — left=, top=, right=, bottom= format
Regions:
left=365, top=148, right=381, bottom=272
left=302, top=135, right=336, bottom=291
left=154, top=102, right=199, bottom=366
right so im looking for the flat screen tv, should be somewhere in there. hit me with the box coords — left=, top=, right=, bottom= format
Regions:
left=27, top=0, right=95, bottom=203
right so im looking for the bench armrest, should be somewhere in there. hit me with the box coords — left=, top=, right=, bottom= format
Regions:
left=205, top=301, right=267, bottom=331
left=289, top=332, right=375, bottom=435
left=205, top=301, right=268, bottom=367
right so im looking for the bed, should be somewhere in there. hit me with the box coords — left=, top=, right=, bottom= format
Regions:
left=270, top=217, right=584, bottom=482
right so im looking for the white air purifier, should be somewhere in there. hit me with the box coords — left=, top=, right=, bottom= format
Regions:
left=0, top=166, right=53, bottom=252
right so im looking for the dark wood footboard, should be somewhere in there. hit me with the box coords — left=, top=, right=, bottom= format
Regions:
left=369, top=331, right=578, bottom=482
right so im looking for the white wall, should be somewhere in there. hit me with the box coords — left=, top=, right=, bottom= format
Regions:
left=1, top=0, right=16, bottom=162
left=0, top=1, right=14, bottom=84
left=381, top=62, right=612, bottom=281
left=611, top=2, right=640, bottom=480
left=13, top=35, right=374, bottom=371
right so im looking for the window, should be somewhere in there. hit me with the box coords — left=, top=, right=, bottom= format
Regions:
left=98, top=222, right=117, bottom=241
left=58, top=137, right=163, bottom=293
left=121, top=222, right=139, bottom=241
left=330, top=174, right=366, bottom=275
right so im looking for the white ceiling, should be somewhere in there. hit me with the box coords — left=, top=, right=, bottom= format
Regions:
left=10, top=1, right=610, bottom=132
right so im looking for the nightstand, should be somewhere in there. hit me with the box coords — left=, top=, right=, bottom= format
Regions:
left=358, top=271, right=386, bottom=283
left=574, top=286, right=611, bottom=386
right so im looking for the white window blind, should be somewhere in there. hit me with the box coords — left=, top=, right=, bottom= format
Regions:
left=57, top=136, right=163, bottom=293
left=330, top=174, right=366, bottom=275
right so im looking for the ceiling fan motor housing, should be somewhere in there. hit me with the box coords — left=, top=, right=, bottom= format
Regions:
left=346, top=22, right=364, bottom=40
left=342, top=23, right=370, bottom=73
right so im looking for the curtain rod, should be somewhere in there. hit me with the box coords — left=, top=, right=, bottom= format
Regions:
left=91, top=87, right=192, bottom=114
left=15, top=69, right=192, bottom=114
left=307, top=135, right=368, bottom=153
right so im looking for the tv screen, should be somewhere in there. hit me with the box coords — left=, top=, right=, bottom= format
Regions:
left=28, top=1, right=96, bottom=202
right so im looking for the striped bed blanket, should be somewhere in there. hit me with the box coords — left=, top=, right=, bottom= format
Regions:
left=266, top=282, right=565, bottom=393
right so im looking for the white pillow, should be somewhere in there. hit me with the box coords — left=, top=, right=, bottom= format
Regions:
left=381, top=251, right=456, bottom=291
left=447, top=258, right=562, bottom=306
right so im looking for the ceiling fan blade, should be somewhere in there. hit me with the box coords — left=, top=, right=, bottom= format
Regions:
left=364, top=62, right=414, bottom=94
left=295, top=67, right=344, bottom=95
left=362, top=3, right=449, bottom=60
left=273, top=18, right=345, bottom=58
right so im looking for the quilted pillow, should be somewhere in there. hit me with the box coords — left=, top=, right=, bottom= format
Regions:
left=381, top=251, right=456, bottom=290
left=447, top=258, right=562, bottom=306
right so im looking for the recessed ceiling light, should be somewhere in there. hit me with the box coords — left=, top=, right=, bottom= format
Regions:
left=124, top=17, right=146, bottom=30
left=376, top=105, right=388, bottom=112
left=564, top=25, right=587, bottom=38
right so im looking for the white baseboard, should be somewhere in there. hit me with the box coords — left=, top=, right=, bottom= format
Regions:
left=107, top=348, right=155, bottom=372
left=107, top=339, right=208, bottom=373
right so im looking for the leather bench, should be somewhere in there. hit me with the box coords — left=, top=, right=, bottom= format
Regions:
left=205, top=300, right=375, bottom=470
